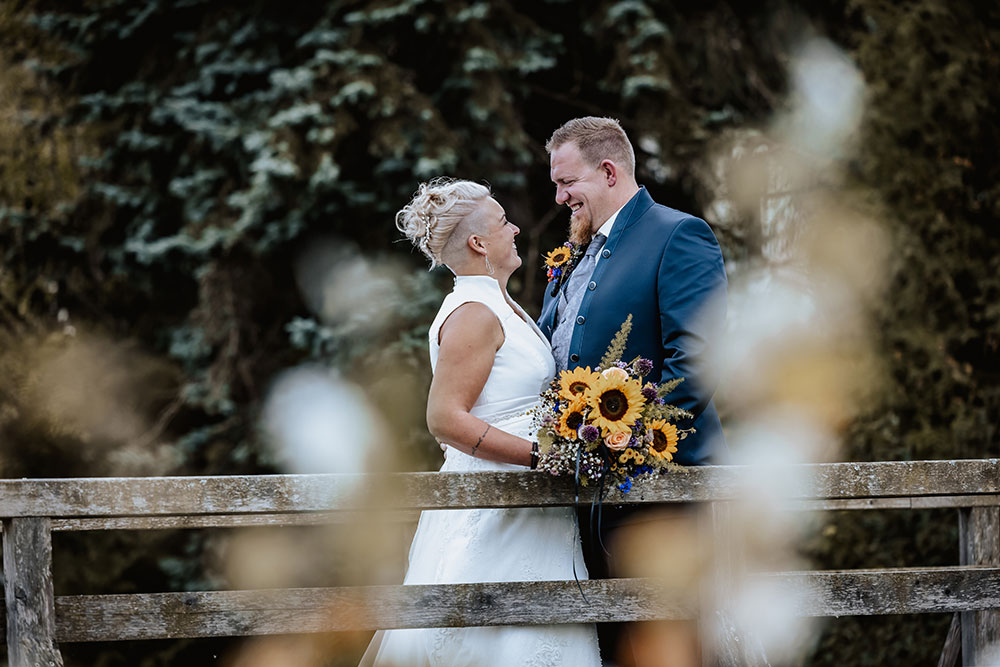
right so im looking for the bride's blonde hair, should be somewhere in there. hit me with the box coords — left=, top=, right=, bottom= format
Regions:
left=396, top=178, right=491, bottom=269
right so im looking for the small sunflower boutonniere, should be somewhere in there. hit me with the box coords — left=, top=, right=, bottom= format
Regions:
left=543, top=241, right=585, bottom=295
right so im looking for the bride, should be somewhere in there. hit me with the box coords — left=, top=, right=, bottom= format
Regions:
left=361, top=178, right=601, bottom=666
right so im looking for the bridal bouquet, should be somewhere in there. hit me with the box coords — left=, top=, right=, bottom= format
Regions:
left=533, top=315, right=692, bottom=492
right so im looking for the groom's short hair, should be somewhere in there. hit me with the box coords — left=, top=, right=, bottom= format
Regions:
left=546, top=117, right=635, bottom=177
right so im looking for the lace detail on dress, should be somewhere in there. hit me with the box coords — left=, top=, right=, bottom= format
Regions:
left=430, top=627, right=458, bottom=663
left=525, top=636, right=571, bottom=667
left=488, top=405, right=535, bottom=424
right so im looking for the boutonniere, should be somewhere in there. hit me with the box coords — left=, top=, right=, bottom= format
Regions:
left=543, top=241, right=585, bottom=297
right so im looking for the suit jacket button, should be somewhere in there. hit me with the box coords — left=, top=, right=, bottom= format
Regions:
left=602, top=248, right=611, bottom=258
left=588, top=281, right=596, bottom=290
left=570, top=354, right=579, bottom=362
left=576, top=316, right=585, bottom=325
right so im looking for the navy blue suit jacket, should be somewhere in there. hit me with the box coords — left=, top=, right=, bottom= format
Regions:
left=538, top=187, right=727, bottom=465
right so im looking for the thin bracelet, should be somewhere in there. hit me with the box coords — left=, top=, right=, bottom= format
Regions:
left=471, top=424, right=491, bottom=457
left=529, top=440, right=540, bottom=470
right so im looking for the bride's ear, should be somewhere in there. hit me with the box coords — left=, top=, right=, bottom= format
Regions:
left=467, top=234, right=487, bottom=256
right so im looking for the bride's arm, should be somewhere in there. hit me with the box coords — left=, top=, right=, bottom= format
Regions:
left=426, top=302, right=535, bottom=467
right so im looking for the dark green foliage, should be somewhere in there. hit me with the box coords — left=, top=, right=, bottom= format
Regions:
left=0, top=0, right=997, bottom=664
left=808, top=2, right=1000, bottom=663
left=844, top=0, right=1000, bottom=461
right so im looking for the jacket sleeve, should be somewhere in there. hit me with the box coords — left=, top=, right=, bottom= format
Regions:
left=656, top=216, right=728, bottom=423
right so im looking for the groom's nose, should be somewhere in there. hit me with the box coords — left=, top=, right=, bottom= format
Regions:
left=554, top=186, right=568, bottom=205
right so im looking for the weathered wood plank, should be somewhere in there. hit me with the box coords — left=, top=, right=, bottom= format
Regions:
left=3, top=518, right=64, bottom=665
left=45, top=567, right=1000, bottom=642
left=55, top=578, right=691, bottom=642
left=762, top=566, right=1000, bottom=616
left=937, top=612, right=961, bottom=667
left=789, top=494, right=1000, bottom=512
left=37, top=496, right=1000, bottom=532
left=0, top=460, right=995, bottom=518
left=801, top=460, right=1000, bottom=500
left=49, top=510, right=422, bottom=531
left=959, top=507, right=1000, bottom=667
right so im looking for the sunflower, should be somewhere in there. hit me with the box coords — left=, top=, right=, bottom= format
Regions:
left=647, top=419, right=679, bottom=461
left=584, top=374, right=646, bottom=437
left=558, top=366, right=600, bottom=402
left=544, top=245, right=573, bottom=267
left=556, top=398, right=589, bottom=439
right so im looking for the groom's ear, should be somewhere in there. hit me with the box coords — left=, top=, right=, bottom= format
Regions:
left=601, top=159, right=618, bottom=187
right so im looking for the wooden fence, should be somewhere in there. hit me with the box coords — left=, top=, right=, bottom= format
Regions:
left=1, top=459, right=998, bottom=666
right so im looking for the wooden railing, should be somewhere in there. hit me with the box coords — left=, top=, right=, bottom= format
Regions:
left=1, top=459, right=998, bottom=666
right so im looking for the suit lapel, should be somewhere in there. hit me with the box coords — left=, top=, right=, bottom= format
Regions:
left=601, top=187, right=652, bottom=257
left=539, top=290, right=558, bottom=340
left=588, top=187, right=652, bottom=285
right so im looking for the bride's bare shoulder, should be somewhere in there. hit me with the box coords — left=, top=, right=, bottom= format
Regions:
left=437, top=301, right=504, bottom=349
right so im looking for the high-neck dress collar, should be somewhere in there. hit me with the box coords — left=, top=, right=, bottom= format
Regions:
left=453, top=274, right=504, bottom=293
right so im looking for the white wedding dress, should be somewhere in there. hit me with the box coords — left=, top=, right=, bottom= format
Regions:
left=361, top=275, right=601, bottom=667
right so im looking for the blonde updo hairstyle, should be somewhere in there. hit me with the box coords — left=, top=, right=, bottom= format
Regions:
left=396, top=177, right=492, bottom=270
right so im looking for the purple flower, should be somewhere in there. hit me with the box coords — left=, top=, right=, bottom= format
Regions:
left=614, top=361, right=628, bottom=369
left=641, top=385, right=657, bottom=401
left=635, top=358, right=654, bottom=376
left=579, top=425, right=600, bottom=443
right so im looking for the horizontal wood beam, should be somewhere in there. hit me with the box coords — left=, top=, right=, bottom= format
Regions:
left=788, top=494, right=1000, bottom=512
left=54, top=578, right=689, bottom=642
left=41, top=495, right=1000, bottom=531
left=49, top=511, right=422, bottom=532
left=48, top=566, right=1000, bottom=642
left=0, top=459, right=996, bottom=519
left=764, top=566, right=1000, bottom=616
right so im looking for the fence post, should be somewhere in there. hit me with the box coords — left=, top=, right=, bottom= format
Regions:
left=958, top=506, right=1000, bottom=666
left=702, top=501, right=769, bottom=667
left=3, top=517, right=64, bottom=667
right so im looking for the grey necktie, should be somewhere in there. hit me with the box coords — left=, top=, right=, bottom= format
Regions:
left=551, top=233, right=606, bottom=373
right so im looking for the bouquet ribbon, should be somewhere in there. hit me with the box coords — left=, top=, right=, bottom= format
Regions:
left=572, top=444, right=588, bottom=602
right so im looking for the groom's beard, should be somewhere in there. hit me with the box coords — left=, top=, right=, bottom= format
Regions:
left=568, top=215, right=592, bottom=245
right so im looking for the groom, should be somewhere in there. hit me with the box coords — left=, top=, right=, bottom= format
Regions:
left=538, top=117, right=728, bottom=663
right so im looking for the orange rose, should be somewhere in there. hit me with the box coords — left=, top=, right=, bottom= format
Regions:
left=601, top=367, right=629, bottom=382
left=604, top=430, right=630, bottom=450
